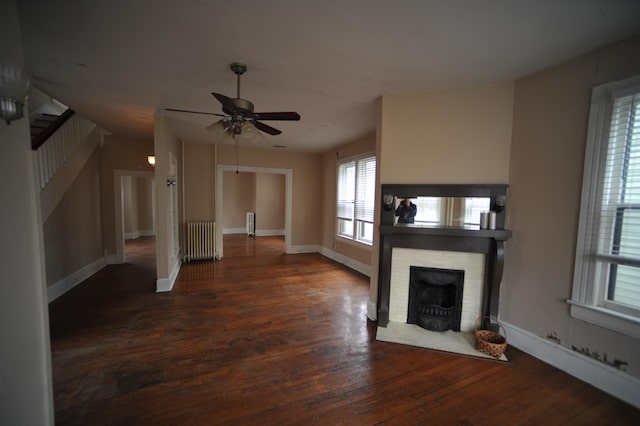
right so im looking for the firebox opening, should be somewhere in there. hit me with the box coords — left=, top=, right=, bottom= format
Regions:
left=407, top=266, right=464, bottom=332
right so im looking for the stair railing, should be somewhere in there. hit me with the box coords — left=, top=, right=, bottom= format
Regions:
left=33, top=111, right=97, bottom=188
left=31, top=108, right=75, bottom=151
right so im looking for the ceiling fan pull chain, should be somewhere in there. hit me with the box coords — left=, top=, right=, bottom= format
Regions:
left=235, top=135, right=239, bottom=174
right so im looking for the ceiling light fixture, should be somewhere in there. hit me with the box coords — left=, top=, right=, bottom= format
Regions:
left=206, top=118, right=265, bottom=145
left=147, top=155, right=156, bottom=166
left=206, top=119, right=228, bottom=137
left=0, top=62, right=30, bottom=125
left=166, top=62, right=300, bottom=140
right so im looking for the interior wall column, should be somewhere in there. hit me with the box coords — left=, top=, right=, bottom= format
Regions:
left=0, top=1, right=55, bottom=423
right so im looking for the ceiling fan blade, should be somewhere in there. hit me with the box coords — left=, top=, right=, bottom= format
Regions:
left=165, top=108, right=226, bottom=117
left=211, top=92, right=233, bottom=107
left=253, top=111, right=301, bottom=121
left=252, top=120, right=282, bottom=135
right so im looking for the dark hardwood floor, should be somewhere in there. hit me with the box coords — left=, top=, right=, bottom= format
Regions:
left=48, top=235, right=640, bottom=425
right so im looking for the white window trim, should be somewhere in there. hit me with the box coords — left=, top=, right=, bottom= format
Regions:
left=570, top=75, right=640, bottom=339
left=567, top=300, right=640, bottom=340
left=336, top=152, right=376, bottom=247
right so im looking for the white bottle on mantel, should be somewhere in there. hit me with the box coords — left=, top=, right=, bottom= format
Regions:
left=480, top=212, right=489, bottom=229
left=489, top=212, right=497, bottom=230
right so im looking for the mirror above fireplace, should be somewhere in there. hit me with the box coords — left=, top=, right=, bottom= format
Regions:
left=392, top=196, right=491, bottom=229
left=381, top=184, right=508, bottom=231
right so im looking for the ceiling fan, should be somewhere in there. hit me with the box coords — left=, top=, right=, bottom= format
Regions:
left=166, top=63, right=300, bottom=139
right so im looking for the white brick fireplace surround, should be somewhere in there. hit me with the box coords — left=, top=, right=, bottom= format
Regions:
left=376, top=247, right=505, bottom=360
left=389, top=248, right=485, bottom=332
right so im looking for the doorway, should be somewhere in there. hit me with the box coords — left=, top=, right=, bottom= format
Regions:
left=114, top=170, right=156, bottom=264
left=215, top=165, right=292, bottom=259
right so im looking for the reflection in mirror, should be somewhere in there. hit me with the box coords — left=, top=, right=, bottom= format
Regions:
left=395, top=197, right=491, bottom=229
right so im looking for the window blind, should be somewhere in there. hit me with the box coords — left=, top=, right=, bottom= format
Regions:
left=354, top=157, right=376, bottom=222
left=414, top=197, right=442, bottom=223
left=598, top=92, right=640, bottom=309
left=464, top=197, right=491, bottom=225
left=337, top=162, right=355, bottom=220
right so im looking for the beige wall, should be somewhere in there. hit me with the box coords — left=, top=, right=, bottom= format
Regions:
left=182, top=142, right=316, bottom=243
left=100, top=135, right=154, bottom=255
left=182, top=142, right=215, bottom=222
left=123, top=176, right=138, bottom=234
left=137, top=177, right=154, bottom=231
left=223, top=171, right=255, bottom=230
left=217, top=168, right=286, bottom=233
left=43, top=149, right=104, bottom=285
left=371, top=83, right=515, bottom=311
left=256, top=173, right=285, bottom=232
left=379, top=82, right=514, bottom=184
left=320, top=134, right=376, bottom=266
left=216, top=144, right=322, bottom=246
left=40, top=126, right=102, bottom=222
left=503, top=35, right=640, bottom=378
left=123, top=176, right=154, bottom=236
left=184, top=142, right=322, bottom=246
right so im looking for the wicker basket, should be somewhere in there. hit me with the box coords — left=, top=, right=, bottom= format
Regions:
left=474, top=316, right=507, bottom=358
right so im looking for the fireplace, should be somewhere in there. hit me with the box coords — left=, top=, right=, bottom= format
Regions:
left=407, top=266, right=464, bottom=332
left=377, top=184, right=511, bottom=331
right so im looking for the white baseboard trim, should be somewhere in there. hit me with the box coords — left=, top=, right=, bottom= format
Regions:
left=501, top=320, right=640, bottom=409
left=318, top=247, right=371, bottom=277
left=156, top=257, right=181, bottom=292
left=48, top=257, right=106, bottom=302
left=223, top=227, right=246, bottom=234
left=124, top=229, right=155, bottom=240
left=255, top=229, right=285, bottom=236
left=286, top=244, right=320, bottom=254
left=367, top=300, right=378, bottom=321
left=104, top=254, right=119, bottom=265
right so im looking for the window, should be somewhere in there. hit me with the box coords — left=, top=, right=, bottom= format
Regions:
left=571, top=75, right=640, bottom=339
left=463, top=197, right=491, bottom=226
left=414, top=197, right=442, bottom=225
left=411, top=196, right=490, bottom=226
left=337, top=155, right=376, bottom=245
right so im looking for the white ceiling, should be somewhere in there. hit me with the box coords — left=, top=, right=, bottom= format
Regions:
left=17, top=0, right=640, bottom=152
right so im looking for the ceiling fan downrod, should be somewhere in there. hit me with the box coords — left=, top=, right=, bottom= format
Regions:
left=229, top=62, right=247, bottom=99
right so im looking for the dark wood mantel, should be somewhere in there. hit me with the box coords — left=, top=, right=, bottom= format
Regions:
left=377, top=184, right=511, bottom=328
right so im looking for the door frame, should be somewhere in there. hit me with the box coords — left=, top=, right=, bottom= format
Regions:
left=113, top=169, right=155, bottom=263
left=215, top=164, right=292, bottom=259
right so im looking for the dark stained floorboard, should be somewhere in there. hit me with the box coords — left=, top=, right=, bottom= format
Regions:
left=48, top=235, right=640, bottom=425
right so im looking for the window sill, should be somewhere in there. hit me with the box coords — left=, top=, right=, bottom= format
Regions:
left=568, top=300, right=640, bottom=340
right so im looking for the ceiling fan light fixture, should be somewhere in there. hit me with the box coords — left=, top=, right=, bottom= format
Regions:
left=206, top=119, right=227, bottom=136
left=240, top=121, right=265, bottom=144
left=221, top=130, right=235, bottom=145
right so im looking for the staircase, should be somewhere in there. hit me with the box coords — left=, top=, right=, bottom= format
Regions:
left=30, top=112, right=60, bottom=141
left=27, top=89, right=97, bottom=189
left=30, top=108, right=75, bottom=150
